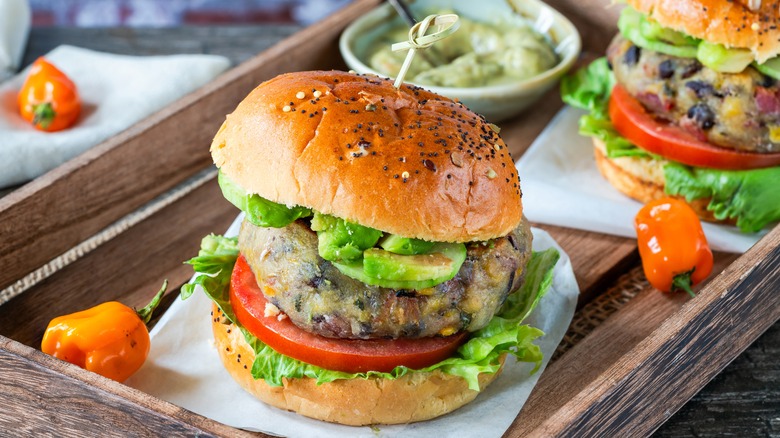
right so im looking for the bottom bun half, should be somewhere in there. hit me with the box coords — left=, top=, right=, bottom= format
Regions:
left=592, top=138, right=730, bottom=225
left=211, top=304, right=504, bottom=426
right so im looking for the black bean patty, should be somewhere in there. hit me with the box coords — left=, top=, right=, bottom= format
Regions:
left=238, top=218, right=533, bottom=340
left=608, top=34, right=780, bottom=153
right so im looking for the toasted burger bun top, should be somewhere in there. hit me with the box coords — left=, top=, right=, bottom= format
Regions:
left=211, top=71, right=522, bottom=243
left=628, top=0, right=780, bottom=63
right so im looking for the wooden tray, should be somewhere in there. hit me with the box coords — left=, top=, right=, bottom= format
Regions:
left=0, top=1, right=777, bottom=436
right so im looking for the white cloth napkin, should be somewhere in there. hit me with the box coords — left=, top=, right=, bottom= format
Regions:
left=0, top=45, right=230, bottom=188
left=515, top=107, right=766, bottom=253
left=126, top=214, right=580, bottom=438
left=0, top=0, right=30, bottom=82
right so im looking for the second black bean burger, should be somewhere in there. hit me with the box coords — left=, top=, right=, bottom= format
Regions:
left=562, top=0, right=780, bottom=232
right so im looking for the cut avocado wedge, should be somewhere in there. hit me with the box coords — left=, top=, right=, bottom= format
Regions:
left=618, top=6, right=773, bottom=75
left=311, top=213, right=382, bottom=263
left=333, top=242, right=467, bottom=290
left=379, top=234, right=436, bottom=255
left=218, top=171, right=311, bottom=228
left=639, top=15, right=698, bottom=47
left=618, top=7, right=698, bottom=59
left=755, top=57, right=780, bottom=80
left=697, top=41, right=753, bottom=74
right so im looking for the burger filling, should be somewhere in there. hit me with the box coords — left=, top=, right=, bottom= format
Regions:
left=219, top=169, right=534, bottom=340
left=238, top=217, right=532, bottom=339
left=608, top=35, right=779, bottom=153
left=182, top=177, right=559, bottom=388
left=561, top=5, right=780, bottom=232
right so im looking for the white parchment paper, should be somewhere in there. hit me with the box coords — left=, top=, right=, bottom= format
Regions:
left=0, top=45, right=229, bottom=188
left=515, top=107, right=766, bottom=253
left=126, top=214, right=579, bottom=437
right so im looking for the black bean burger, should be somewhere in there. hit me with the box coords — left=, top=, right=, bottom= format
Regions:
left=182, top=71, right=559, bottom=426
left=562, top=0, right=780, bottom=232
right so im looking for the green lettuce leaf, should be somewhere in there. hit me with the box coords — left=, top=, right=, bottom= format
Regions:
left=560, top=58, right=650, bottom=159
left=560, top=57, right=614, bottom=118
left=183, top=235, right=561, bottom=391
left=664, top=163, right=780, bottom=233
left=181, top=234, right=239, bottom=321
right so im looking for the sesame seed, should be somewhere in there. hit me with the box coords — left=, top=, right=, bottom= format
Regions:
left=751, top=22, right=760, bottom=31
left=283, top=105, right=291, bottom=112
left=402, top=171, right=410, bottom=179
left=296, top=91, right=306, bottom=99
left=313, top=90, right=323, bottom=98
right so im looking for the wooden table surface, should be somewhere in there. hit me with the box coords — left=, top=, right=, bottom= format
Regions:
left=19, top=25, right=779, bottom=438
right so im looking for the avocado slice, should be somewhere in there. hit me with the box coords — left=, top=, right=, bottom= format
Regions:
left=311, top=213, right=383, bottom=263
left=333, top=242, right=467, bottom=290
left=218, top=171, right=311, bottom=228
left=380, top=234, right=435, bottom=255
left=639, top=15, right=698, bottom=47
left=618, top=7, right=698, bottom=59
left=697, top=41, right=754, bottom=74
left=755, top=57, right=780, bottom=80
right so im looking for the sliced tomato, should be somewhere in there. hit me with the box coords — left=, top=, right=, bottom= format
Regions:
left=229, top=255, right=467, bottom=374
left=609, top=84, right=780, bottom=170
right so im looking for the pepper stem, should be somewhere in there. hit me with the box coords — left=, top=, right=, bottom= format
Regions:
left=137, top=280, right=168, bottom=324
left=671, top=271, right=696, bottom=298
left=32, top=103, right=56, bottom=129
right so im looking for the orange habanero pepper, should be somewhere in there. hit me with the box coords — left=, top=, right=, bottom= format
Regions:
left=634, top=197, right=713, bottom=297
left=18, top=57, right=81, bottom=132
left=41, top=281, right=166, bottom=382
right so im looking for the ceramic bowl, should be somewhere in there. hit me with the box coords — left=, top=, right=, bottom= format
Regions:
left=339, top=0, right=582, bottom=122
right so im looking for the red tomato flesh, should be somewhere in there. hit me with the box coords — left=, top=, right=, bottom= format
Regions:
left=229, top=255, right=467, bottom=373
left=609, top=84, right=780, bottom=170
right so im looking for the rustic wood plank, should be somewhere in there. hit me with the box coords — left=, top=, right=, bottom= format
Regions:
left=0, top=0, right=381, bottom=292
left=0, top=336, right=260, bottom=438
left=540, top=224, right=638, bottom=305
left=0, top=178, right=235, bottom=348
left=508, top=226, right=779, bottom=437
left=654, top=321, right=780, bottom=438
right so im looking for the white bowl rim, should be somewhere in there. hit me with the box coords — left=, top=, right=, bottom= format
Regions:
left=338, top=0, right=582, bottom=96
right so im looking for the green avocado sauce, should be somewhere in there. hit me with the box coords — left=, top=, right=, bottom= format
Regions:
left=367, top=10, right=558, bottom=87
